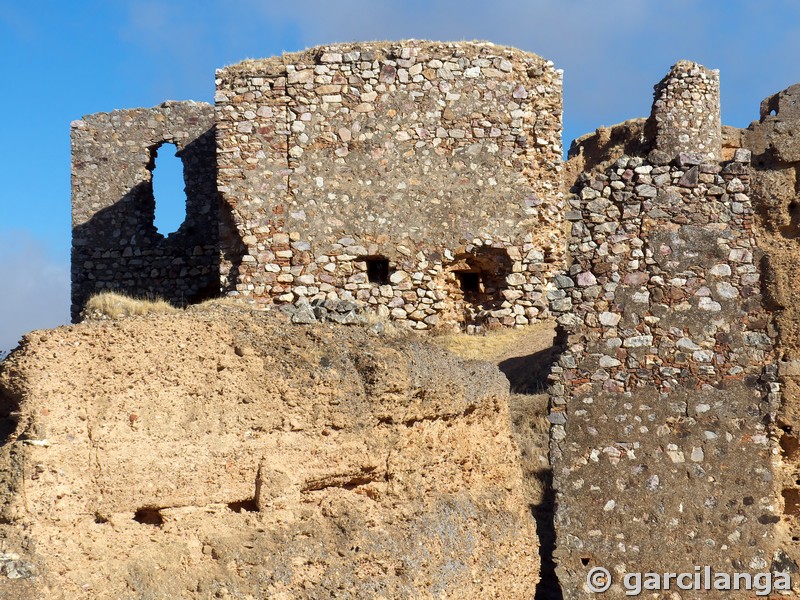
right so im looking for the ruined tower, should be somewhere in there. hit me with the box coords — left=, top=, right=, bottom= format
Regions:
left=549, top=62, right=780, bottom=597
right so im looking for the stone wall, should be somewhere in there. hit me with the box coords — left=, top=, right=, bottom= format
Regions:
left=215, top=40, right=564, bottom=329
left=70, top=102, right=219, bottom=321
left=550, top=63, right=783, bottom=597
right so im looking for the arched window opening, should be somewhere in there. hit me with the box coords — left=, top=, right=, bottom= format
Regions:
left=149, top=142, right=187, bottom=235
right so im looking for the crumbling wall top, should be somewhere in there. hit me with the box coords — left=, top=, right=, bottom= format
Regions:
left=219, top=39, right=555, bottom=75
left=650, top=60, right=721, bottom=162
left=70, top=101, right=219, bottom=321
left=759, top=83, right=800, bottom=121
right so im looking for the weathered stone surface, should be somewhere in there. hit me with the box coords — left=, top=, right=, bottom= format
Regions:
left=740, top=81, right=800, bottom=581
left=72, top=40, right=566, bottom=332
left=0, top=308, right=538, bottom=599
left=213, top=40, right=566, bottom=331
left=651, top=61, right=722, bottom=162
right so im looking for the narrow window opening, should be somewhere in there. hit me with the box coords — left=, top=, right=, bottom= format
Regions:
left=364, top=257, right=390, bottom=284
left=456, top=271, right=481, bottom=295
left=149, top=142, right=187, bottom=236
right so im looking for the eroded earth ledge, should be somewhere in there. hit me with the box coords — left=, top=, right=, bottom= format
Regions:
left=0, top=308, right=537, bottom=599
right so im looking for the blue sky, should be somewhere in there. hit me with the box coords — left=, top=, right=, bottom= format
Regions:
left=2, top=0, right=800, bottom=354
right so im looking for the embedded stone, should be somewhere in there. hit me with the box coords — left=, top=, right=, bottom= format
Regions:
left=599, top=356, right=621, bottom=368
left=553, top=274, right=574, bottom=289
left=576, top=271, right=597, bottom=287
left=698, top=297, right=722, bottom=312
left=623, top=335, right=653, bottom=348
left=676, top=338, right=701, bottom=351
left=709, top=264, right=731, bottom=276
left=715, top=282, right=739, bottom=299
left=599, top=312, right=621, bottom=327
left=734, top=148, right=751, bottom=163
left=623, top=272, right=649, bottom=285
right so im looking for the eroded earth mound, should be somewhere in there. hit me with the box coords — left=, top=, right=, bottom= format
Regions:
left=0, top=307, right=538, bottom=599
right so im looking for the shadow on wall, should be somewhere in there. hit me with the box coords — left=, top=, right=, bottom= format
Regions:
left=533, top=468, right=562, bottom=600
left=71, top=127, right=244, bottom=321
left=499, top=345, right=560, bottom=395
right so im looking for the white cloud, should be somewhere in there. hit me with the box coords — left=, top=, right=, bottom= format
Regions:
left=0, top=231, right=70, bottom=356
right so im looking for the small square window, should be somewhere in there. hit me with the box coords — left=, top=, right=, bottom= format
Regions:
left=455, top=271, right=481, bottom=294
left=364, top=257, right=390, bottom=284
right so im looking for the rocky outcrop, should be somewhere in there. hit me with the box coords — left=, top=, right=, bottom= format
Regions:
left=741, top=83, right=800, bottom=579
left=0, top=307, right=538, bottom=599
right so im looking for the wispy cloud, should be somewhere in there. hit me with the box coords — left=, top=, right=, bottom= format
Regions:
left=0, top=231, right=70, bottom=355
left=234, top=0, right=800, bottom=141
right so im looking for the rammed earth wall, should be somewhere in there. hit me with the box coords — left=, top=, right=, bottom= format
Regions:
left=214, top=40, right=564, bottom=329
left=739, top=82, right=800, bottom=584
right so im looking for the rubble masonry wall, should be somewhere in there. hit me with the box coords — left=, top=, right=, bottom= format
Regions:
left=70, top=102, right=218, bottom=321
left=214, top=40, right=565, bottom=329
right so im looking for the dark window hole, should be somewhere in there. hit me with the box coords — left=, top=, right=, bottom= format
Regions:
left=134, top=507, right=164, bottom=526
left=149, top=142, right=187, bottom=236
left=783, top=433, right=800, bottom=459
left=783, top=489, right=800, bottom=516
left=580, top=557, right=591, bottom=567
left=455, top=271, right=481, bottom=294
left=363, top=256, right=390, bottom=284
left=227, top=499, right=259, bottom=513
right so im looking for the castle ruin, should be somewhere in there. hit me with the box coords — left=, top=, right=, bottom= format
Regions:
left=70, top=40, right=800, bottom=596
left=72, top=41, right=564, bottom=330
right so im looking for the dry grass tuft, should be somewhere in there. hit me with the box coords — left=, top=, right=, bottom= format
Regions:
left=193, top=296, right=259, bottom=311
left=83, top=292, right=178, bottom=320
left=431, top=319, right=556, bottom=364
